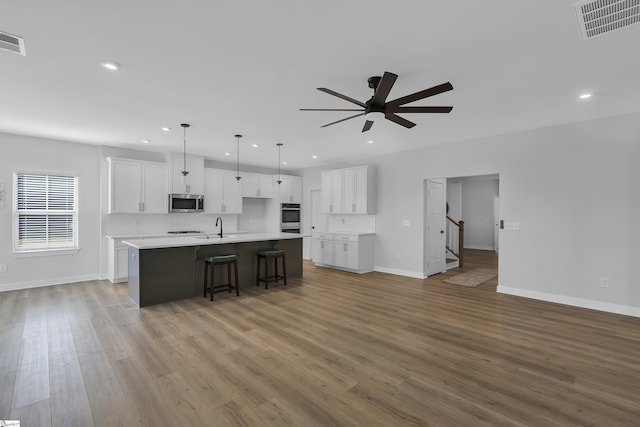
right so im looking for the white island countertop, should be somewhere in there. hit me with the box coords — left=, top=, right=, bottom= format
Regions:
left=122, top=232, right=308, bottom=250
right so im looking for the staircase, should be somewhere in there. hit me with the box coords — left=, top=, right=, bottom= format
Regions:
left=446, top=216, right=464, bottom=270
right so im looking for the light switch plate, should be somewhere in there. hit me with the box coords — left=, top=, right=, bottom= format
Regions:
left=402, top=220, right=411, bottom=227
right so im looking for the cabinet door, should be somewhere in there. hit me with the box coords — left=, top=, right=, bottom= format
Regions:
left=312, top=237, right=335, bottom=264
left=334, top=242, right=358, bottom=269
left=204, top=169, right=225, bottom=213
left=289, top=176, right=302, bottom=203
left=321, top=171, right=343, bottom=213
left=320, top=173, right=333, bottom=213
left=222, top=172, right=243, bottom=213
left=170, top=153, right=204, bottom=194
left=353, top=167, right=368, bottom=214
left=115, top=245, right=129, bottom=280
left=110, top=161, right=141, bottom=213
left=242, top=173, right=259, bottom=197
left=258, top=174, right=274, bottom=198
left=277, top=175, right=292, bottom=202
left=141, top=163, right=168, bottom=213
left=343, top=169, right=357, bottom=213
left=343, top=167, right=368, bottom=214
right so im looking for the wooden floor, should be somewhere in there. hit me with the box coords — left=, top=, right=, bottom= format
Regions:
left=1, top=250, right=640, bottom=426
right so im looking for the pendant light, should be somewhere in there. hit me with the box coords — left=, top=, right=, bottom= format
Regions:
left=276, top=143, right=283, bottom=185
left=234, top=134, right=242, bottom=181
left=181, top=123, right=191, bottom=192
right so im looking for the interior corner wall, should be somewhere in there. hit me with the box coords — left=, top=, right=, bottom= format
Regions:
left=0, top=132, right=102, bottom=291
left=301, top=112, right=640, bottom=315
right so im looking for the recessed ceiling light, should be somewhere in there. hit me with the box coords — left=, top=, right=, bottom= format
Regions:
left=579, top=93, right=592, bottom=99
left=312, top=155, right=318, bottom=159
left=142, top=139, right=150, bottom=144
left=282, top=161, right=287, bottom=165
left=367, top=140, right=374, bottom=144
left=224, top=152, right=231, bottom=156
left=161, top=127, right=171, bottom=132
left=251, top=144, right=259, bottom=148
left=101, top=61, right=120, bottom=71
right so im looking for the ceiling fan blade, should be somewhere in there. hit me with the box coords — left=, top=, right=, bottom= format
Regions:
left=371, top=72, right=398, bottom=106
left=384, top=113, right=416, bottom=128
left=387, top=82, right=453, bottom=107
left=362, top=120, right=374, bottom=132
left=389, top=106, right=453, bottom=114
left=318, top=88, right=366, bottom=107
left=300, top=108, right=364, bottom=111
left=320, top=112, right=365, bottom=128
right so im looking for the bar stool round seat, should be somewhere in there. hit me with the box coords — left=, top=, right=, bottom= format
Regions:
left=256, top=249, right=287, bottom=289
left=203, top=254, right=239, bottom=301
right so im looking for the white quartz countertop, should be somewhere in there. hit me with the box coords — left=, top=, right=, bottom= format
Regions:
left=312, top=231, right=376, bottom=236
left=122, top=232, right=308, bottom=249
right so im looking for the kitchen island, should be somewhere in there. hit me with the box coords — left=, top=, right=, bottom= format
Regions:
left=123, top=233, right=304, bottom=307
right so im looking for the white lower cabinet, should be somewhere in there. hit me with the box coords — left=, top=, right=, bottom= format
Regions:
left=312, top=232, right=374, bottom=273
left=107, top=238, right=130, bottom=283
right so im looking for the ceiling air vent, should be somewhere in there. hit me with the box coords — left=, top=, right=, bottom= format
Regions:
left=573, top=0, right=640, bottom=40
left=0, top=31, right=26, bottom=55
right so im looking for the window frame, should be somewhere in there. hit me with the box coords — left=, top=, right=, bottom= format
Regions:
left=12, top=171, right=79, bottom=255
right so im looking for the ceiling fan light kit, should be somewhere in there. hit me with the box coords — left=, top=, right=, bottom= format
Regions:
left=301, top=71, right=453, bottom=132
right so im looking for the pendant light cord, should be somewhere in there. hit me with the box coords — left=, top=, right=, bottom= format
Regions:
left=181, top=123, right=190, bottom=176
left=235, top=134, right=242, bottom=181
left=276, top=143, right=283, bottom=184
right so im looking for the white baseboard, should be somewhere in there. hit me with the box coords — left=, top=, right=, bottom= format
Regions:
left=374, top=266, right=425, bottom=279
left=464, top=245, right=495, bottom=251
left=497, top=286, right=640, bottom=318
left=0, top=274, right=101, bottom=293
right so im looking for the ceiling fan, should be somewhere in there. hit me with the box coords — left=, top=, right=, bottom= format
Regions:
left=301, top=71, right=453, bottom=132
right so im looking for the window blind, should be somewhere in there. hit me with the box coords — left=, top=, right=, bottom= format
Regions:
left=13, top=173, right=78, bottom=251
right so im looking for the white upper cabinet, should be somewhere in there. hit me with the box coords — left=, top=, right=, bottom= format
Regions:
left=276, top=175, right=302, bottom=203
left=241, top=172, right=274, bottom=198
left=320, top=166, right=375, bottom=214
left=107, top=157, right=168, bottom=214
left=204, top=169, right=242, bottom=214
left=169, top=152, right=205, bottom=195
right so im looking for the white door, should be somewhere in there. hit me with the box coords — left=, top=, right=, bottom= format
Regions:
left=493, top=193, right=500, bottom=254
left=425, top=179, right=446, bottom=276
left=310, top=188, right=327, bottom=261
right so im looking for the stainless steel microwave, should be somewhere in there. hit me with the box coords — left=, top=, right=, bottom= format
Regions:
left=168, top=193, right=204, bottom=213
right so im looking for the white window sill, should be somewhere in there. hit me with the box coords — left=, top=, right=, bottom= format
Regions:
left=12, top=248, right=80, bottom=258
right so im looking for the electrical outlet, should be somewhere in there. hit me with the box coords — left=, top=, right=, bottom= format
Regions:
left=600, top=278, right=610, bottom=288
left=0, top=264, right=6, bottom=273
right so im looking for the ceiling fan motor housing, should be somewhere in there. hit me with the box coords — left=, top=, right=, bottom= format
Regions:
left=368, top=76, right=381, bottom=89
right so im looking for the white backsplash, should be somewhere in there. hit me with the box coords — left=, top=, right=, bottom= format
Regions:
left=104, top=213, right=238, bottom=236
left=328, top=215, right=376, bottom=233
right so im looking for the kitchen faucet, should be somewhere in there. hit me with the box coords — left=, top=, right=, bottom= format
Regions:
left=215, top=216, right=223, bottom=238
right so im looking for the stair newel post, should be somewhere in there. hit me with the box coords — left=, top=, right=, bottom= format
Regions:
left=458, top=220, right=464, bottom=268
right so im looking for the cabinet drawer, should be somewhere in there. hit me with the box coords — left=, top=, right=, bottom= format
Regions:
left=314, top=233, right=334, bottom=240
left=333, top=234, right=358, bottom=242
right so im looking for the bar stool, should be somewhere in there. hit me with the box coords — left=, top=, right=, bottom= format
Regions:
left=203, top=254, right=239, bottom=301
left=256, top=249, right=287, bottom=289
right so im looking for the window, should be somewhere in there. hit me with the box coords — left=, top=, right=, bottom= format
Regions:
left=13, top=172, right=78, bottom=252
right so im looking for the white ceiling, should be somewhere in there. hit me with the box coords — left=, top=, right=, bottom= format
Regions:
left=2, top=1, right=639, bottom=170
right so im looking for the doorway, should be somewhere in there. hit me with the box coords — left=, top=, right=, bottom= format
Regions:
left=424, top=174, right=500, bottom=286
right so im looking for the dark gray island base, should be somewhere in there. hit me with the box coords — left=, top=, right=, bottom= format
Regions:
left=125, top=234, right=303, bottom=307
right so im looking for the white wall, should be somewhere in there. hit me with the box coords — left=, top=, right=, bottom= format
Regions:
left=301, top=112, right=640, bottom=316
left=0, top=133, right=101, bottom=290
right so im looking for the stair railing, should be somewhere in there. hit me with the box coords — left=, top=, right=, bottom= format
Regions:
left=446, top=216, right=464, bottom=268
